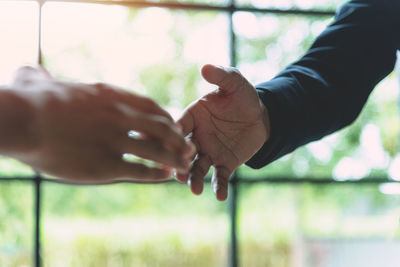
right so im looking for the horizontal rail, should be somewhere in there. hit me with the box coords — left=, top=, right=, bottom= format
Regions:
left=0, top=176, right=398, bottom=185
left=3, top=0, right=336, bottom=16
left=234, top=177, right=400, bottom=184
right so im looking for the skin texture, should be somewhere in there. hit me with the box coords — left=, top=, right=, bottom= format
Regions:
left=177, top=64, right=270, bottom=201
left=0, top=66, right=194, bottom=182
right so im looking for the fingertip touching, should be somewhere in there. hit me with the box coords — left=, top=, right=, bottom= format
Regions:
left=176, top=171, right=189, bottom=184
left=183, top=140, right=196, bottom=158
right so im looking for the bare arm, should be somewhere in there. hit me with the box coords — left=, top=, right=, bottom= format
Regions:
left=0, top=66, right=194, bottom=182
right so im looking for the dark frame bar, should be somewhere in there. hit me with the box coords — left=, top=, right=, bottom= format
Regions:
left=227, top=0, right=239, bottom=264
left=0, top=176, right=397, bottom=185
left=228, top=175, right=239, bottom=267
left=34, top=174, right=42, bottom=267
left=34, top=2, right=44, bottom=266
left=3, top=0, right=336, bottom=16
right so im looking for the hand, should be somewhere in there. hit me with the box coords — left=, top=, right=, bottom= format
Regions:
left=177, top=64, right=270, bottom=201
left=0, top=66, right=194, bottom=182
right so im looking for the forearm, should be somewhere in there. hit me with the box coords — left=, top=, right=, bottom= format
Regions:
left=0, top=87, right=37, bottom=156
left=247, top=0, right=399, bottom=168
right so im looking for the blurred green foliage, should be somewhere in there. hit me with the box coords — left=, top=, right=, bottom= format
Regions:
left=43, top=234, right=227, bottom=267
left=140, top=63, right=200, bottom=108
left=0, top=182, right=33, bottom=267
left=42, top=183, right=227, bottom=218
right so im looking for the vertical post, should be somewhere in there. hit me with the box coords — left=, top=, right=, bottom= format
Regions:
left=34, top=174, right=42, bottom=267
left=34, top=2, right=44, bottom=267
left=228, top=174, right=239, bottom=267
left=37, top=0, right=43, bottom=66
left=228, top=1, right=236, bottom=67
left=227, top=1, right=238, bottom=267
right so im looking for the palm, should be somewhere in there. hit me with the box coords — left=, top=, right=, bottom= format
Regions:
left=177, top=64, right=269, bottom=201
left=186, top=80, right=266, bottom=170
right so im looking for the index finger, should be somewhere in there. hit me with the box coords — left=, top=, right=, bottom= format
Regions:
left=94, top=83, right=174, bottom=121
left=123, top=112, right=190, bottom=154
left=122, top=93, right=174, bottom=121
left=114, top=161, right=171, bottom=181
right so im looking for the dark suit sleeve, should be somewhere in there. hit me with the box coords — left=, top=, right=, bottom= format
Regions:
left=246, top=0, right=400, bottom=169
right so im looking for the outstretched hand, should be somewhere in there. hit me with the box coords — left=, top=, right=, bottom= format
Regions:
left=177, top=64, right=270, bottom=201
left=1, top=66, right=194, bottom=182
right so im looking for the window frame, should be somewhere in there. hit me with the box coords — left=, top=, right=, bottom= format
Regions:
left=1, top=1, right=396, bottom=267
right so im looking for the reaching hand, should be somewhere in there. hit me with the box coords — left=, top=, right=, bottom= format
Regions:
left=0, top=66, right=194, bottom=182
left=177, top=64, right=270, bottom=201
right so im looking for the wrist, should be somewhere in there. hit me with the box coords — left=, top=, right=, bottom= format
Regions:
left=0, top=87, right=38, bottom=156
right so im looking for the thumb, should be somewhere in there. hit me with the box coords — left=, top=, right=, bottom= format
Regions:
left=201, top=64, right=244, bottom=94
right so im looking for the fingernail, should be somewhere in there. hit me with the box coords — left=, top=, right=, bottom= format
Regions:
left=162, top=167, right=171, bottom=178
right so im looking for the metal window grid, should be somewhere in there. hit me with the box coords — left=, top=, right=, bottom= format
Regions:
left=0, top=1, right=397, bottom=267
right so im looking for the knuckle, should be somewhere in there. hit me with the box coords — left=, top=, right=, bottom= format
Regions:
left=145, top=98, right=166, bottom=114
left=144, top=97, right=158, bottom=108
left=92, top=82, right=115, bottom=95
left=18, top=66, right=36, bottom=73
left=93, top=82, right=108, bottom=89
left=219, top=67, right=243, bottom=89
left=229, top=67, right=242, bottom=77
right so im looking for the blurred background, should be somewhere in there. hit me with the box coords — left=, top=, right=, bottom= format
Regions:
left=0, top=0, right=400, bottom=266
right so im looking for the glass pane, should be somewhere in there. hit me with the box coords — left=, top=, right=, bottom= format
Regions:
left=0, top=1, right=38, bottom=84
left=0, top=157, right=36, bottom=178
left=42, top=182, right=228, bottom=266
left=0, top=1, right=38, bottom=178
left=238, top=183, right=400, bottom=267
left=42, top=2, right=229, bottom=114
left=42, top=5, right=229, bottom=264
left=234, top=13, right=333, bottom=83
left=236, top=0, right=347, bottom=10
left=0, top=181, right=34, bottom=267
left=235, top=12, right=399, bottom=180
